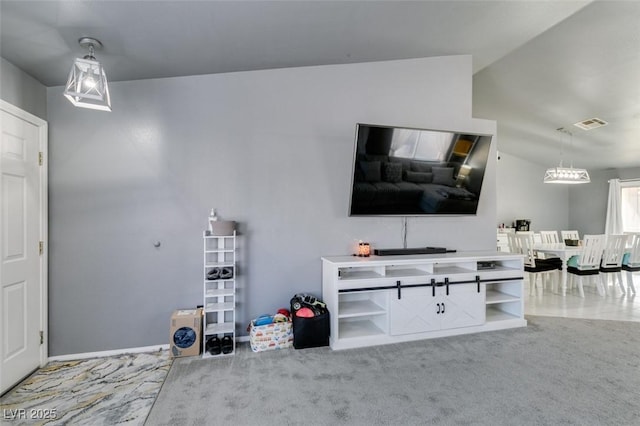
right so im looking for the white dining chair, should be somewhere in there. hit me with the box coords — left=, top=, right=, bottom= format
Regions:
left=518, top=234, right=562, bottom=295
left=516, top=230, right=542, bottom=245
left=622, top=233, right=640, bottom=295
left=561, top=230, right=580, bottom=242
left=539, top=231, right=560, bottom=244
left=599, top=234, right=628, bottom=296
left=567, top=234, right=606, bottom=297
left=507, top=233, right=522, bottom=254
left=536, top=231, right=561, bottom=271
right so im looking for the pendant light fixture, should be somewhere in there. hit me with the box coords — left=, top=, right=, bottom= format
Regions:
left=543, top=127, right=590, bottom=184
left=63, top=37, right=111, bottom=111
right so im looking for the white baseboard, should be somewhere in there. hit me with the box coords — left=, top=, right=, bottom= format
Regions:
left=48, top=344, right=170, bottom=362
left=47, top=337, right=251, bottom=362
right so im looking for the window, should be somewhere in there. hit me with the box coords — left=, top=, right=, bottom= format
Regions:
left=390, top=129, right=453, bottom=161
left=621, top=183, right=640, bottom=233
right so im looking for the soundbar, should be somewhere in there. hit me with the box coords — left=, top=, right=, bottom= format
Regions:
left=373, top=247, right=455, bottom=256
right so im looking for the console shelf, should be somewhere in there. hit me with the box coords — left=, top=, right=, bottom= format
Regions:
left=485, top=290, right=520, bottom=304
left=384, top=268, right=430, bottom=278
left=338, top=320, right=386, bottom=339
left=486, top=307, right=521, bottom=322
left=338, top=300, right=386, bottom=318
left=323, top=251, right=526, bottom=350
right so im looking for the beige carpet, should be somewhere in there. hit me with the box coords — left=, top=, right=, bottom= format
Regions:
left=147, top=316, right=640, bottom=425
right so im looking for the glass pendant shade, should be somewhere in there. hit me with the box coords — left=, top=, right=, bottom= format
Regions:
left=544, top=128, right=590, bottom=184
left=63, top=38, right=111, bottom=111
left=64, top=57, right=111, bottom=111
left=544, top=165, right=591, bottom=184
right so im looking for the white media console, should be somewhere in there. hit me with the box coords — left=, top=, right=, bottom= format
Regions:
left=321, top=251, right=526, bottom=350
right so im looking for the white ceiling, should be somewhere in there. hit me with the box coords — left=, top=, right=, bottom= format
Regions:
left=2, top=0, right=639, bottom=171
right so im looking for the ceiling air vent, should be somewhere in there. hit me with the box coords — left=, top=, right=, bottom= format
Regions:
left=573, top=117, right=608, bottom=131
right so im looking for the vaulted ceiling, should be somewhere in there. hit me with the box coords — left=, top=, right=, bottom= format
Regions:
left=2, top=1, right=639, bottom=170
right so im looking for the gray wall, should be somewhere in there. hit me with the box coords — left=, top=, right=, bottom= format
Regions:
left=496, top=151, right=569, bottom=231
left=495, top=147, right=640, bottom=235
left=617, top=167, right=640, bottom=181
left=569, top=167, right=640, bottom=235
left=0, top=57, right=47, bottom=120
left=46, top=56, right=497, bottom=355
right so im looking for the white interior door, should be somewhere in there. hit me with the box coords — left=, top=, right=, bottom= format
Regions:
left=0, top=101, right=47, bottom=394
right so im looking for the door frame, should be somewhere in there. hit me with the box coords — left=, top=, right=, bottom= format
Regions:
left=0, top=99, right=48, bottom=368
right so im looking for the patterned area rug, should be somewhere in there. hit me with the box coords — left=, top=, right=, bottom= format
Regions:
left=0, top=350, right=171, bottom=425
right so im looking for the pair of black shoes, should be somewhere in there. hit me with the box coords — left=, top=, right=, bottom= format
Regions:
left=206, top=267, right=234, bottom=281
left=206, top=335, right=233, bottom=355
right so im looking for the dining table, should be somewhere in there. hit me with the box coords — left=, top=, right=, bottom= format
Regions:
left=533, top=243, right=583, bottom=296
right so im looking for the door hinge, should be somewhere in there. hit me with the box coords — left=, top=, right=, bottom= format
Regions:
left=39, top=241, right=43, bottom=255
left=40, top=331, right=44, bottom=345
left=39, top=151, right=43, bottom=166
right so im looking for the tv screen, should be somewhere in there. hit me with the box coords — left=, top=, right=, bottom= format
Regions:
left=348, top=123, right=493, bottom=216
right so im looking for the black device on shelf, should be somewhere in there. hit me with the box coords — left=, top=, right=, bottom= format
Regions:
left=477, top=261, right=496, bottom=270
left=373, top=247, right=454, bottom=256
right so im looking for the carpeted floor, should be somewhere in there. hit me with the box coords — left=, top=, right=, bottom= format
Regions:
left=146, top=316, right=640, bottom=426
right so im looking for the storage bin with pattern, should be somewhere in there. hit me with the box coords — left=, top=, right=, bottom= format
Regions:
left=249, top=319, right=293, bottom=352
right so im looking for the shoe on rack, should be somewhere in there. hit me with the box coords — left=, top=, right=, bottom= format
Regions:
left=206, top=336, right=221, bottom=355
left=221, top=335, right=234, bottom=354
left=220, top=267, right=234, bottom=279
left=207, top=267, right=221, bottom=280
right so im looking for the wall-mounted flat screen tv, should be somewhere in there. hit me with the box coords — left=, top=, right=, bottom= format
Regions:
left=349, top=123, right=493, bottom=216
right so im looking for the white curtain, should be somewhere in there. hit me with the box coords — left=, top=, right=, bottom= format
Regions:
left=605, top=178, right=623, bottom=234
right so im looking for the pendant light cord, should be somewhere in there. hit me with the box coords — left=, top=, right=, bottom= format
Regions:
left=569, top=131, right=574, bottom=168
left=557, top=127, right=575, bottom=168
left=402, top=217, right=408, bottom=249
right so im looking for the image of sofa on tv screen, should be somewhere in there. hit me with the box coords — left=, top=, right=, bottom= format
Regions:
left=349, top=156, right=483, bottom=215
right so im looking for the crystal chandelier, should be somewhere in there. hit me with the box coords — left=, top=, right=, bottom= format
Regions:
left=543, top=128, right=590, bottom=184
left=63, top=37, right=111, bottom=111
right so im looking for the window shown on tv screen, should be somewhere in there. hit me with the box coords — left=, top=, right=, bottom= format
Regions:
left=348, top=123, right=493, bottom=216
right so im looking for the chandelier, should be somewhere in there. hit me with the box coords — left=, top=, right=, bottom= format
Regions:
left=543, top=128, right=590, bottom=184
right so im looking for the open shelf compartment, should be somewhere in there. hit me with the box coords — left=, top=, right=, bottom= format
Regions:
left=338, top=318, right=386, bottom=340
left=485, top=306, right=520, bottom=322
left=338, top=290, right=388, bottom=319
